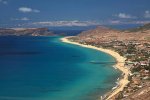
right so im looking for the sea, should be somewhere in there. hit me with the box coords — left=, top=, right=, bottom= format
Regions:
left=0, top=36, right=121, bottom=100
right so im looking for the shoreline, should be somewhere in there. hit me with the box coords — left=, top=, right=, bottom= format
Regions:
left=61, top=36, right=130, bottom=100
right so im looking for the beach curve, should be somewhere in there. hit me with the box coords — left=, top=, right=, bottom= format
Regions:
left=61, top=36, right=130, bottom=100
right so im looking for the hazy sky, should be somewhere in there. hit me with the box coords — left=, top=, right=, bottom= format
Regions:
left=0, top=0, right=150, bottom=27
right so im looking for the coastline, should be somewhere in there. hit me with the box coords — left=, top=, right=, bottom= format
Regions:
left=61, top=36, right=130, bottom=100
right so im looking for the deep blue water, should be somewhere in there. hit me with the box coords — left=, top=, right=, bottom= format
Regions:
left=0, top=36, right=121, bottom=100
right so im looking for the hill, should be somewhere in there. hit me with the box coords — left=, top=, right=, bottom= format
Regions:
left=76, top=23, right=150, bottom=42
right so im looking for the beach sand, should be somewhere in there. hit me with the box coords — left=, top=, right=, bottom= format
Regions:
left=61, top=36, right=130, bottom=100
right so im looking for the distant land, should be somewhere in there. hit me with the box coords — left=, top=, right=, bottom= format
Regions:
left=0, top=23, right=149, bottom=37
left=0, top=28, right=56, bottom=36
left=124, top=23, right=150, bottom=32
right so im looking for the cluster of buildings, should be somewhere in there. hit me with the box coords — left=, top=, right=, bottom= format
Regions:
left=111, top=40, right=150, bottom=99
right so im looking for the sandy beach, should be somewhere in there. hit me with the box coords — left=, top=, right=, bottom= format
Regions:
left=61, top=36, right=130, bottom=100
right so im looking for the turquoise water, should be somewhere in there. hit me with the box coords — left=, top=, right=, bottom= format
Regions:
left=0, top=36, right=121, bottom=100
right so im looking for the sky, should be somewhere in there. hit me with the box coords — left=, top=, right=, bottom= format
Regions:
left=0, top=0, right=150, bottom=28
